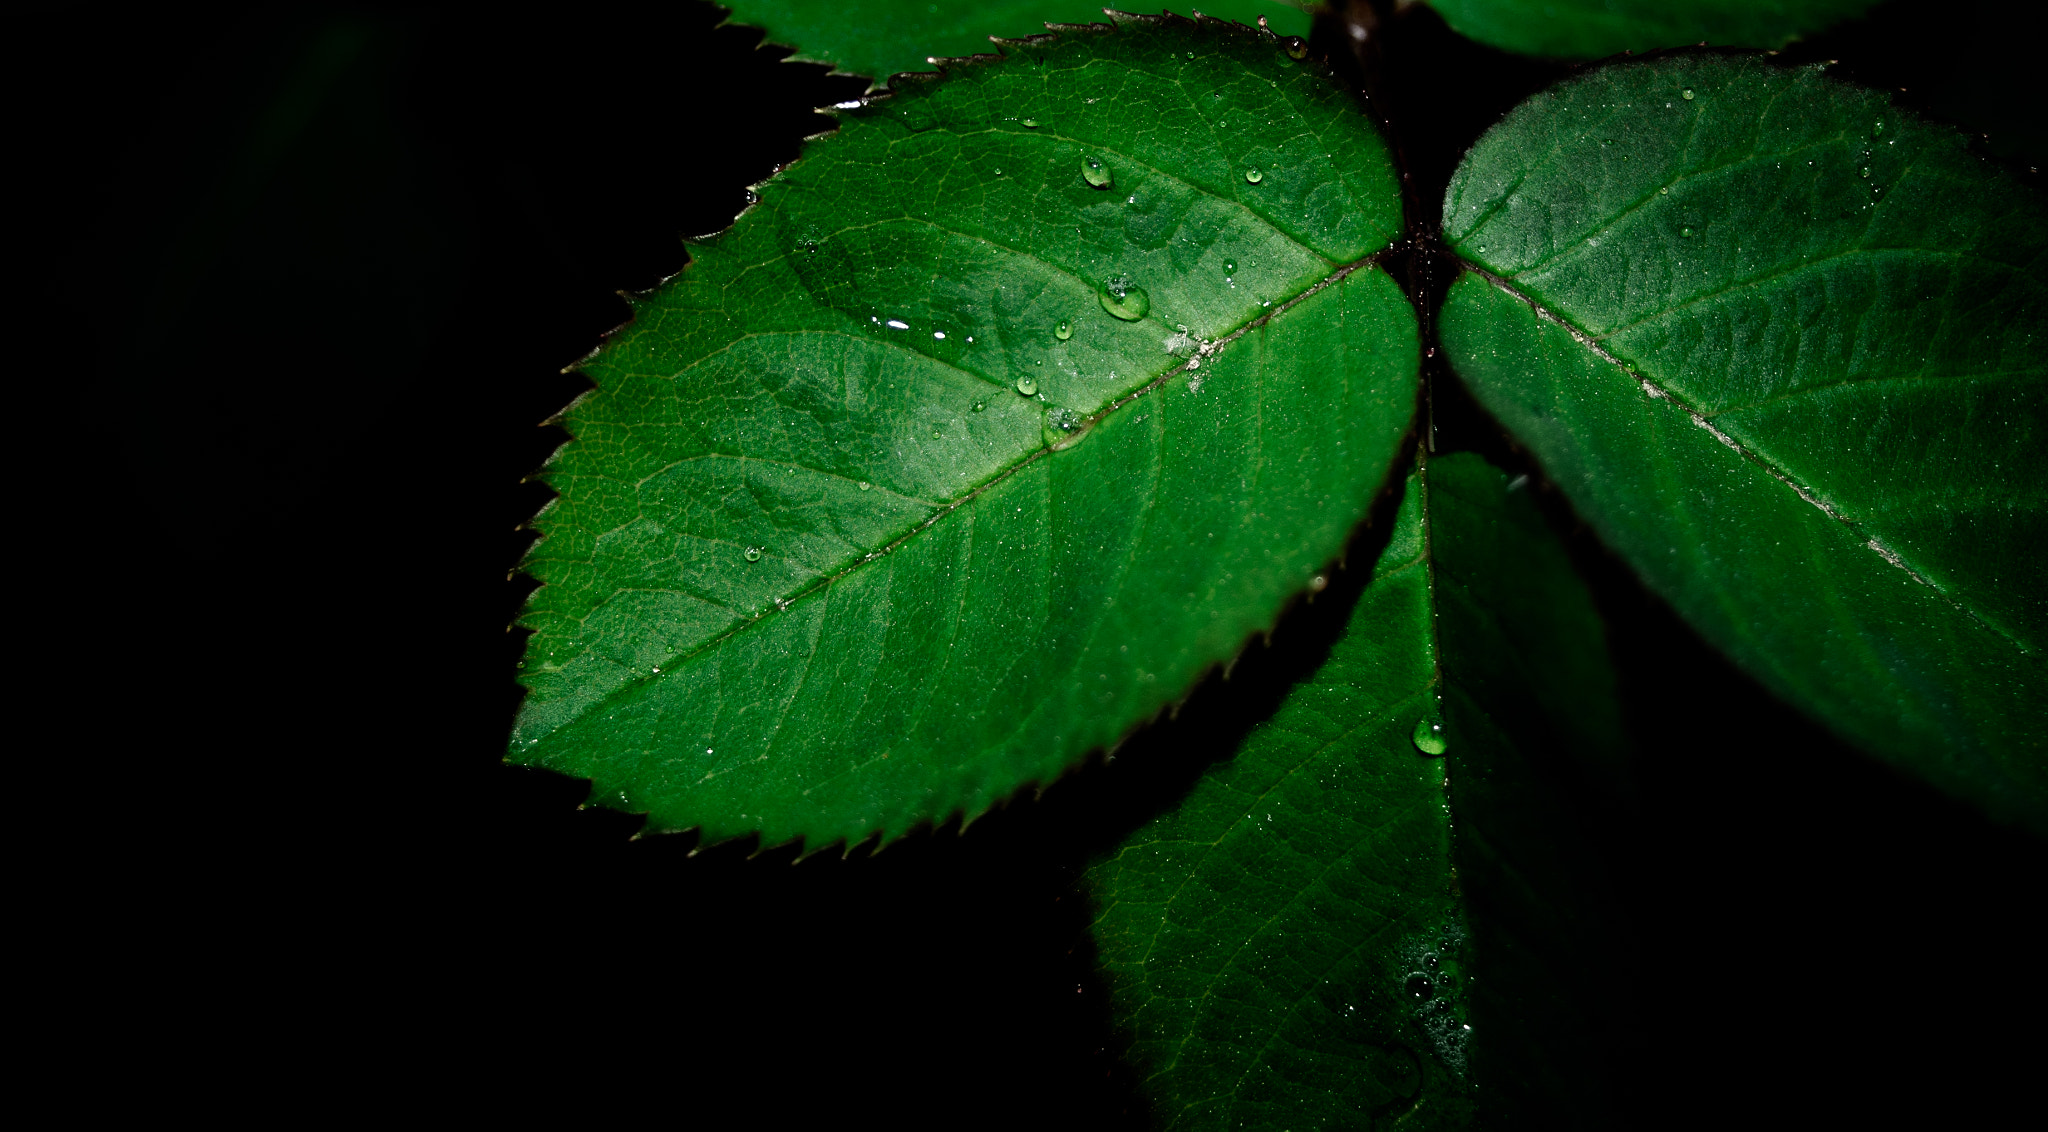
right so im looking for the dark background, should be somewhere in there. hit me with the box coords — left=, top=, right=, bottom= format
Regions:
left=29, top=1, right=2043, bottom=1123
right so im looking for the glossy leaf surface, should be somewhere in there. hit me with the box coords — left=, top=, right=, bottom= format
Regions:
left=1441, top=55, right=2046, bottom=825
left=724, top=0, right=1312, bottom=86
left=1426, top=0, right=1876, bottom=60
left=1085, top=455, right=1626, bottom=1128
left=512, top=18, right=1416, bottom=849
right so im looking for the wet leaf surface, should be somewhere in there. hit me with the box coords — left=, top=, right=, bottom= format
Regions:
left=512, top=17, right=1416, bottom=850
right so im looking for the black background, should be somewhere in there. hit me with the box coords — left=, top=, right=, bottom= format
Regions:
left=28, top=1, right=2045, bottom=1123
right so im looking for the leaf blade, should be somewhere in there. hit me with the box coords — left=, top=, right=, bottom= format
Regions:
left=513, top=19, right=1417, bottom=847
left=1425, top=0, right=1877, bottom=60
left=1441, top=55, right=2047, bottom=825
left=1085, top=454, right=1627, bottom=1128
left=722, top=1, right=1314, bottom=87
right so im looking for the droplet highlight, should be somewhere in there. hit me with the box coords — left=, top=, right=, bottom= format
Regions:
left=1223, top=259, right=1237, bottom=274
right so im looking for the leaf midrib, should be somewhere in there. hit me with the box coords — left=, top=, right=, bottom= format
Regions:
left=1465, top=265, right=2035, bottom=660
left=591, top=251, right=1393, bottom=730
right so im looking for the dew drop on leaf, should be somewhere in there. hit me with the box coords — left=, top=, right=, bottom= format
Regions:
left=858, top=481, right=872, bottom=491
left=1100, top=278, right=1149, bottom=320
left=743, top=547, right=763, bottom=563
left=1055, top=320, right=1073, bottom=340
left=1082, top=157, right=1113, bottom=188
left=1244, top=167, right=1263, bottom=184
left=1682, top=88, right=1695, bottom=100
left=1223, top=259, right=1237, bottom=274
left=1406, top=973, right=1436, bottom=1000
left=1282, top=36, right=1307, bottom=60
left=1411, top=718, right=1448, bottom=755
left=1022, top=117, right=1037, bottom=128
left=1015, top=375, right=1039, bottom=396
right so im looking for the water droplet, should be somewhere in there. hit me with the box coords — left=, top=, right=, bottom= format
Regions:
left=1424, top=953, right=1440, bottom=971
left=1282, top=36, right=1308, bottom=60
left=1681, top=227, right=1695, bottom=237
left=993, top=168, right=1002, bottom=176
left=1186, top=51, right=1195, bottom=59
left=1048, top=406, right=1083, bottom=432
left=1100, top=278, right=1149, bottom=321
left=1411, top=718, right=1448, bottom=755
left=1406, top=973, right=1436, bottom=1000
left=885, top=319, right=910, bottom=330
left=1659, top=186, right=1669, bottom=195
left=1223, top=259, right=1237, bottom=274
left=1859, top=166, right=1871, bottom=178
left=1022, top=118, right=1038, bottom=128
left=971, top=401, right=986, bottom=413
left=933, top=331, right=947, bottom=339
left=1682, top=88, right=1695, bottom=100
left=1308, top=574, right=1328, bottom=593
left=1082, top=157, right=1113, bottom=189
left=858, top=481, right=872, bottom=491
left=1015, top=375, right=1039, bottom=396
left=743, top=547, right=763, bottom=563
left=1873, top=119, right=1884, bottom=136
left=1055, top=320, right=1073, bottom=340
left=1243, top=167, right=1263, bottom=184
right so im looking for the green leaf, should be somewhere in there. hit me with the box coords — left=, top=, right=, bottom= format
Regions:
left=724, top=0, right=1313, bottom=87
left=1084, top=453, right=1627, bottom=1128
left=512, top=17, right=1417, bottom=849
left=1425, top=0, right=1877, bottom=60
left=1440, top=55, right=2047, bottom=826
